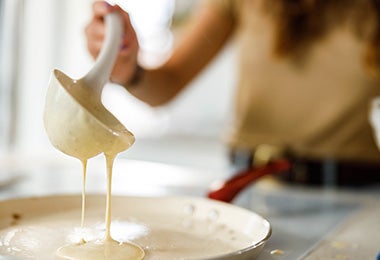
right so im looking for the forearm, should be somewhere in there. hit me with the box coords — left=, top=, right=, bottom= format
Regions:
left=125, top=66, right=186, bottom=107
left=124, top=7, right=234, bottom=106
left=115, top=1, right=234, bottom=106
left=86, top=1, right=233, bottom=107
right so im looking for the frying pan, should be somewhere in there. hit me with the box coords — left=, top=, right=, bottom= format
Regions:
left=0, top=195, right=270, bottom=259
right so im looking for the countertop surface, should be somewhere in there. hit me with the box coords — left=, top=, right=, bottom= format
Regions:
left=0, top=154, right=379, bottom=259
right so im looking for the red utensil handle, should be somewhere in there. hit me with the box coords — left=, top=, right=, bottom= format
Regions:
left=208, top=159, right=291, bottom=203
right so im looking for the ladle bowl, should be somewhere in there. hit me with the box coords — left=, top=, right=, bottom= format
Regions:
left=43, top=12, right=134, bottom=160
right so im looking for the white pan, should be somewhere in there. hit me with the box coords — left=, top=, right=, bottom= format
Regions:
left=0, top=195, right=270, bottom=259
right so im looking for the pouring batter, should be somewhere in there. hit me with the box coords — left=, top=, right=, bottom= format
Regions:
left=43, top=11, right=144, bottom=260
left=55, top=154, right=144, bottom=260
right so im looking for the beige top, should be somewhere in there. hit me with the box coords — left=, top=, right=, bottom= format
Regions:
left=209, top=0, right=380, bottom=162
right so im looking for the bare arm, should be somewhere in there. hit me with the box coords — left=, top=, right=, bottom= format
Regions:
left=85, top=1, right=234, bottom=106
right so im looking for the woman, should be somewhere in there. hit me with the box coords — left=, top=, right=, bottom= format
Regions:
left=85, top=0, right=380, bottom=186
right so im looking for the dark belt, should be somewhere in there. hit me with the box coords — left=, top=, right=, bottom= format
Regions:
left=230, top=150, right=380, bottom=187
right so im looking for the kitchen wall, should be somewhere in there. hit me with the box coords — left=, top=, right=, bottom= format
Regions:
left=0, top=0, right=237, bottom=172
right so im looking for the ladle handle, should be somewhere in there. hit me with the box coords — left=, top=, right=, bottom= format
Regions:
left=83, top=12, right=123, bottom=93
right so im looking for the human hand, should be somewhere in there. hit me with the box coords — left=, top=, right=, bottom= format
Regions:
left=85, top=1, right=140, bottom=86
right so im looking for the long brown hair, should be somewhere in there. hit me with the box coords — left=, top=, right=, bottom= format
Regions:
left=264, top=0, right=380, bottom=74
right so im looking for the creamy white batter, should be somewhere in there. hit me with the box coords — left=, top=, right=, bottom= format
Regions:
left=0, top=70, right=261, bottom=259
left=0, top=204, right=251, bottom=259
left=55, top=154, right=144, bottom=260
left=43, top=73, right=144, bottom=259
left=56, top=238, right=144, bottom=260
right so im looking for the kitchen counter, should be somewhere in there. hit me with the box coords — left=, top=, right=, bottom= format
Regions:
left=247, top=182, right=380, bottom=259
left=0, top=154, right=379, bottom=259
left=303, top=201, right=380, bottom=259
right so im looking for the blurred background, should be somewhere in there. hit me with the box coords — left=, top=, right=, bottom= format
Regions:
left=0, top=0, right=238, bottom=173
left=1, top=3, right=379, bottom=258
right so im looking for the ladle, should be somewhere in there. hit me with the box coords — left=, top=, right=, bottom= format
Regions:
left=44, top=12, right=134, bottom=160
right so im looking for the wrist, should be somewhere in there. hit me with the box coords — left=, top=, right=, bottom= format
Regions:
left=127, top=64, right=145, bottom=87
left=110, top=64, right=144, bottom=89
